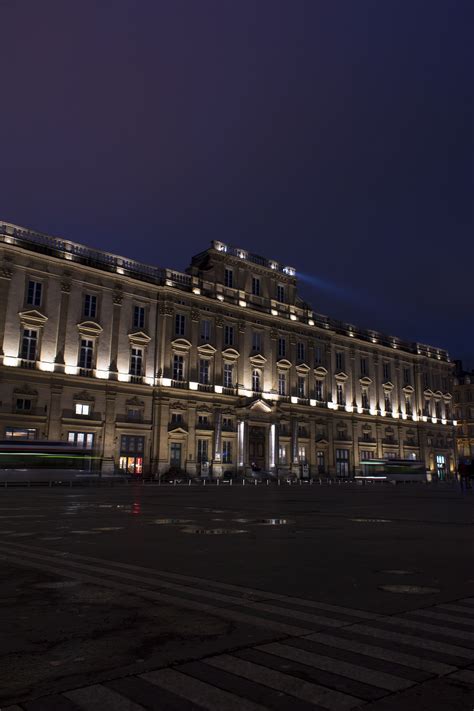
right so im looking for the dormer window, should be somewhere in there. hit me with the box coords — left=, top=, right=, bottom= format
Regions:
left=224, top=268, right=233, bottom=288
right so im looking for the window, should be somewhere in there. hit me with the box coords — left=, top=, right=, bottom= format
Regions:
left=278, top=372, right=287, bottom=396
left=127, top=407, right=142, bottom=421
left=173, top=354, right=184, bottom=380
left=199, top=358, right=210, bottom=385
left=252, top=369, right=261, bottom=392
left=169, top=442, right=182, bottom=468
left=276, top=284, right=285, bottom=302
left=314, top=346, right=322, bottom=365
left=405, top=395, right=412, bottom=415
left=252, top=277, right=261, bottom=296
left=78, top=339, right=94, bottom=370
left=222, top=441, right=232, bottom=463
left=224, top=268, right=233, bottom=288
left=445, top=403, right=451, bottom=420
left=15, top=398, right=32, bottom=411
left=197, top=415, right=209, bottom=426
left=75, top=403, right=90, bottom=416
left=435, top=400, right=442, bottom=419
left=336, top=351, right=344, bottom=371
left=336, top=382, right=345, bottom=406
left=424, top=398, right=431, bottom=416
left=223, top=362, right=233, bottom=388
left=298, top=444, right=307, bottom=462
left=27, top=280, right=42, bottom=306
left=383, top=362, right=391, bottom=381
left=197, top=439, right=209, bottom=463
left=222, top=417, right=233, bottom=430
left=361, top=387, right=369, bottom=410
left=360, top=450, right=374, bottom=476
left=200, top=319, right=211, bottom=342
left=360, top=357, right=368, bottom=376
left=403, top=367, right=411, bottom=385
left=278, top=337, right=286, bottom=358
left=133, top=305, right=145, bottom=329
left=5, top=427, right=37, bottom=440
left=129, top=347, right=143, bottom=376
left=170, top=412, right=183, bottom=424
left=423, top=372, right=430, bottom=389
left=297, top=376, right=306, bottom=398
left=336, top=449, right=350, bottom=477
left=224, top=325, right=234, bottom=346
left=21, top=329, right=37, bottom=361
left=68, top=432, right=94, bottom=449
left=121, top=435, right=144, bottom=453
left=315, top=380, right=324, bottom=401
left=120, top=435, right=145, bottom=475
left=384, top=392, right=392, bottom=412
left=442, top=377, right=448, bottom=392
left=297, top=342, right=305, bottom=361
left=83, top=294, right=97, bottom=319
left=175, top=314, right=185, bottom=336
left=278, top=444, right=287, bottom=464
left=252, top=331, right=262, bottom=352
left=317, top=450, right=325, bottom=473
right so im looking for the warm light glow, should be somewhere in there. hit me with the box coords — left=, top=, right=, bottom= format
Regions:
left=189, top=381, right=198, bottom=390
left=161, top=377, right=172, bottom=387
left=402, top=413, right=407, bottom=420
left=412, top=413, right=418, bottom=422
left=453, top=419, right=458, bottom=426
left=116, top=267, right=124, bottom=275
left=372, top=337, right=377, bottom=343
left=65, top=365, right=77, bottom=375
left=291, top=396, right=298, bottom=404
left=283, top=266, right=296, bottom=276
left=327, top=402, right=336, bottom=410
left=192, top=287, right=201, bottom=295
left=270, top=423, right=276, bottom=469
left=422, top=415, right=428, bottom=422
left=381, top=410, right=386, bottom=416
left=214, top=385, right=223, bottom=394
left=216, top=294, right=224, bottom=302
left=238, top=387, right=252, bottom=397
left=238, top=420, right=245, bottom=466
left=271, top=309, right=278, bottom=316
left=308, top=319, right=314, bottom=326
left=118, top=373, right=129, bottom=382
left=392, top=412, right=399, bottom=419
left=345, top=404, right=352, bottom=412
left=39, top=361, right=54, bottom=372
left=349, top=332, right=354, bottom=337
left=369, top=407, right=376, bottom=416
left=165, top=279, right=173, bottom=286
left=290, top=314, right=297, bottom=321
left=3, top=356, right=18, bottom=367
left=442, top=418, right=447, bottom=425
left=95, top=369, right=109, bottom=379
left=309, top=399, right=316, bottom=407
left=431, top=417, right=437, bottom=424
left=239, top=300, right=247, bottom=308
left=357, top=407, right=363, bottom=414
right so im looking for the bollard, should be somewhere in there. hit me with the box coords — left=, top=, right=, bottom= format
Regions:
left=230, top=479, right=232, bottom=486
left=188, top=479, right=191, bottom=486
left=173, top=479, right=176, bottom=486
left=266, top=479, right=269, bottom=486
left=243, top=478, right=245, bottom=486
left=203, top=479, right=206, bottom=486
left=278, top=478, right=281, bottom=486
left=254, top=479, right=257, bottom=486
left=299, top=479, right=302, bottom=486
left=217, top=478, right=220, bottom=486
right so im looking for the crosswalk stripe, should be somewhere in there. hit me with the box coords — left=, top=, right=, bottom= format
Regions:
left=459, top=599, right=474, bottom=606
left=205, top=653, right=361, bottom=709
left=449, top=669, right=474, bottom=685
left=348, top=623, right=474, bottom=659
left=256, top=641, right=414, bottom=691
left=386, top=616, right=474, bottom=642
left=0, top=551, right=310, bottom=636
left=64, top=683, right=146, bottom=710
left=0, top=545, right=359, bottom=631
left=141, top=668, right=267, bottom=711
left=408, top=609, right=474, bottom=628
left=2, top=540, right=379, bottom=620
left=436, top=603, right=474, bottom=616
left=305, top=632, right=456, bottom=675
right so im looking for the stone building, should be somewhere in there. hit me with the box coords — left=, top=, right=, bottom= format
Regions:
left=454, top=361, right=474, bottom=461
left=0, top=221, right=456, bottom=478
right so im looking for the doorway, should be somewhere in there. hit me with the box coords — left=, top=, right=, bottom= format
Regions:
left=249, top=426, right=266, bottom=470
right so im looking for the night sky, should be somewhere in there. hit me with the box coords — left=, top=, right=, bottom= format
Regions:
left=1, top=1, right=472, bottom=365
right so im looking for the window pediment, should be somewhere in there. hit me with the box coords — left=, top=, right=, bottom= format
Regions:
left=359, top=376, right=372, bottom=386
left=73, top=390, right=94, bottom=402
left=443, top=393, right=452, bottom=401
left=249, top=353, right=267, bottom=366
left=222, top=348, right=240, bottom=361
left=277, top=359, right=292, bottom=370
left=197, top=343, right=217, bottom=356
left=314, top=366, right=328, bottom=377
left=128, top=330, right=151, bottom=346
left=383, top=381, right=394, bottom=391
left=13, top=385, right=38, bottom=396
left=335, top=371, right=348, bottom=381
left=433, top=390, right=443, bottom=399
left=296, top=363, right=310, bottom=374
left=126, top=396, right=144, bottom=407
left=172, top=338, right=192, bottom=352
left=19, top=310, right=48, bottom=328
left=248, top=399, right=272, bottom=413
left=424, top=388, right=434, bottom=397
left=168, top=426, right=188, bottom=435
left=402, top=384, right=414, bottom=394
left=77, top=320, right=103, bottom=337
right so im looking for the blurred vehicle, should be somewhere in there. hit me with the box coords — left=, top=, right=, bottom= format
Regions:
left=355, top=458, right=427, bottom=484
left=0, top=440, right=104, bottom=482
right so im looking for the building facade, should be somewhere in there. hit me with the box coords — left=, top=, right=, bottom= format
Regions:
left=454, top=361, right=474, bottom=461
left=0, top=221, right=456, bottom=478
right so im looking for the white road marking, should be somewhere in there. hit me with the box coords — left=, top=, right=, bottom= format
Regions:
left=386, top=616, right=474, bottom=642
left=142, top=668, right=267, bottom=711
left=349, top=623, right=474, bottom=659
left=205, top=654, right=361, bottom=709
left=306, top=631, right=456, bottom=675
left=257, top=641, right=414, bottom=691
left=409, top=608, right=474, bottom=628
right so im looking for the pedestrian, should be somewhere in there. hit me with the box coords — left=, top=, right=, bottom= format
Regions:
left=459, top=460, right=469, bottom=491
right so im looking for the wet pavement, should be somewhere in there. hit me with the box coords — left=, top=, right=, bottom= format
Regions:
left=0, top=483, right=473, bottom=709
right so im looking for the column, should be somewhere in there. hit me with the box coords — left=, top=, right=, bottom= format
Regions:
left=150, top=390, right=160, bottom=478
left=373, top=354, right=381, bottom=413
left=47, top=384, right=63, bottom=440
left=109, top=289, right=123, bottom=379
left=187, top=402, right=197, bottom=476
left=309, top=418, right=316, bottom=475
left=291, top=416, right=299, bottom=474
left=268, top=422, right=277, bottom=470
left=376, top=423, right=383, bottom=458
left=213, top=407, right=222, bottom=477
left=190, top=309, right=199, bottom=382
left=0, top=264, right=13, bottom=363
left=102, top=390, right=117, bottom=473
left=54, top=279, right=71, bottom=372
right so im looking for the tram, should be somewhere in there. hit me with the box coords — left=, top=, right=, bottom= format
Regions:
left=355, top=458, right=428, bottom=484
left=0, top=440, right=101, bottom=482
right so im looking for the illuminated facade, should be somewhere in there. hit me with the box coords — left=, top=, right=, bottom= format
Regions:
left=0, top=221, right=456, bottom=478
left=453, top=362, right=474, bottom=460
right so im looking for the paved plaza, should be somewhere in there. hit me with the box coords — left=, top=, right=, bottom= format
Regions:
left=1, top=482, right=474, bottom=710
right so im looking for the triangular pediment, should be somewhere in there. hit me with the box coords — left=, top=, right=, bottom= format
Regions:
left=249, top=353, right=267, bottom=366
left=18, top=310, right=48, bottom=327
left=249, top=399, right=272, bottom=413
left=335, top=371, right=349, bottom=381
left=78, top=320, right=103, bottom=337
left=197, top=343, right=217, bottom=356
left=168, top=426, right=188, bottom=435
left=296, top=363, right=311, bottom=374
left=128, top=330, right=151, bottom=345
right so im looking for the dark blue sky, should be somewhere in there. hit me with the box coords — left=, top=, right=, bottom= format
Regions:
left=1, top=1, right=472, bottom=365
